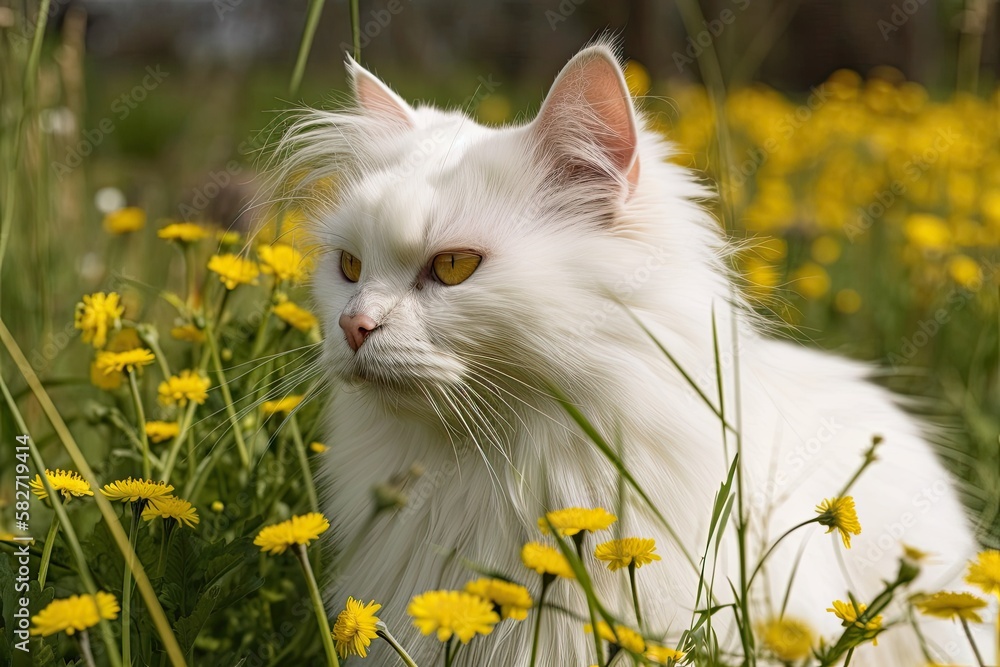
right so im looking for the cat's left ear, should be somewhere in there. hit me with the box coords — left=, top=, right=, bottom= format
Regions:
left=532, top=45, right=640, bottom=196
left=346, top=55, right=415, bottom=128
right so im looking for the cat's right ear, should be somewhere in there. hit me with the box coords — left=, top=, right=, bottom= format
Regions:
left=531, top=45, right=640, bottom=199
left=346, top=56, right=415, bottom=128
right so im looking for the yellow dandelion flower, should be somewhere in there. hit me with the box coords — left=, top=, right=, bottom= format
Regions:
left=309, top=442, right=329, bottom=454
left=623, top=60, right=650, bottom=98
left=30, top=592, right=119, bottom=637
left=904, top=213, right=951, bottom=251
left=948, top=255, right=982, bottom=289
left=594, top=537, right=662, bottom=572
left=646, top=644, right=686, bottom=664
left=144, top=421, right=180, bottom=443
left=254, top=512, right=330, bottom=555
left=158, top=370, right=211, bottom=406
left=539, top=507, right=617, bottom=537
left=103, top=207, right=145, bottom=235
left=29, top=469, right=93, bottom=502
left=464, top=578, right=533, bottom=621
left=521, top=542, right=575, bottom=579
left=915, top=592, right=987, bottom=623
left=94, top=348, right=155, bottom=375
left=216, top=229, right=241, bottom=245
left=101, top=478, right=174, bottom=504
left=828, top=600, right=883, bottom=644
left=259, top=243, right=310, bottom=283
left=261, top=395, right=304, bottom=415
left=208, top=253, right=259, bottom=290
left=211, top=501, right=224, bottom=513
left=273, top=301, right=318, bottom=332
left=157, top=222, right=209, bottom=243
left=811, top=236, right=842, bottom=265
left=816, top=496, right=862, bottom=548
left=407, top=590, right=499, bottom=644
left=75, top=292, right=124, bottom=349
left=759, top=617, right=814, bottom=662
left=792, top=262, right=831, bottom=300
left=585, top=621, right=645, bottom=654
left=90, top=359, right=124, bottom=391
left=170, top=324, right=205, bottom=343
left=966, top=550, right=1000, bottom=596
left=834, top=288, right=863, bottom=314
left=332, top=597, right=381, bottom=658
left=142, top=495, right=199, bottom=528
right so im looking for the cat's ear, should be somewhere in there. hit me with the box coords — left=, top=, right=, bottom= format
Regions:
left=346, top=56, right=414, bottom=128
left=532, top=45, right=640, bottom=195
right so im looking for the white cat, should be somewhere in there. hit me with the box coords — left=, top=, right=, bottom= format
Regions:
left=276, top=43, right=993, bottom=666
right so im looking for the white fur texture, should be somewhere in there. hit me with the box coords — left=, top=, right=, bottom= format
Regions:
left=278, top=45, right=993, bottom=666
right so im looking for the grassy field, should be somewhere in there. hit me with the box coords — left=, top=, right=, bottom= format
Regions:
left=1, top=3, right=999, bottom=666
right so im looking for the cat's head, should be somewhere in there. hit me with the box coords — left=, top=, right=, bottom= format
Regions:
left=279, top=44, right=722, bottom=413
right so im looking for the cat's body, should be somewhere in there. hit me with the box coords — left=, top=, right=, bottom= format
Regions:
left=282, top=44, right=992, bottom=666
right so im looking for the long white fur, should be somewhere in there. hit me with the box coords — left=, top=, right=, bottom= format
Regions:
left=275, top=43, right=994, bottom=666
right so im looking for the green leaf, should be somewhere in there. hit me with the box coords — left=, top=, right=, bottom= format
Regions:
left=173, top=585, right=221, bottom=655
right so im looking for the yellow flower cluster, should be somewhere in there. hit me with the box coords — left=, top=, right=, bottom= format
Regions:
left=158, top=370, right=210, bottom=406
left=254, top=512, right=330, bottom=555
left=75, top=292, right=124, bottom=349
left=29, top=469, right=93, bottom=502
left=662, top=72, right=999, bottom=309
left=208, top=253, right=259, bottom=289
left=407, top=589, right=500, bottom=644
left=158, top=221, right=209, bottom=242
left=101, top=478, right=174, bottom=504
left=30, top=592, right=119, bottom=637
left=142, top=495, right=200, bottom=528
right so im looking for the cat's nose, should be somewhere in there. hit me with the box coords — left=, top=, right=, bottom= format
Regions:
left=339, top=312, right=379, bottom=352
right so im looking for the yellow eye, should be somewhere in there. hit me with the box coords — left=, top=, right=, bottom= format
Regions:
left=432, top=252, right=482, bottom=286
left=341, top=251, right=362, bottom=282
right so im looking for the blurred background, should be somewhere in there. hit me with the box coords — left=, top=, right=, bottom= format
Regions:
left=1, top=0, right=998, bottom=544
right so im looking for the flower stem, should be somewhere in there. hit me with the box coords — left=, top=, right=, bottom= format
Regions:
left=529, top=577, right=551, bottom=667
left=444, top=636, right=456, bottom=667
left=843, top=648, right=854, bottom=667
left=747, top=518, right=818, bottom=590
left=38, top=516, right=60, bottom=588
left=375, top=623, right=419, bottom=667
left=294, top=543, right=340, bottom=667
left=127, top=371, right=151, bottom=479
left=160, top=400, right=197, bottom=483
left=576, top=537, right=604, bottom=666
left=79, top=629, right=97, bottom=667
left=205, top=321, right=250, bottom=468
left=290, top=0, right=326, bottom=95
left=628, top=562, right=643, bottom=630
left=960, top=618, right=986, bottom=667
left=122, top=506, right=141, bottom=666
left=289, top=414, right=319, bottom=512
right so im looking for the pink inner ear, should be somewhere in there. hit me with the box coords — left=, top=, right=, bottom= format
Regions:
left=536, top=49, right=640, bottom=189
left=349, top=61, right=414, bottom=127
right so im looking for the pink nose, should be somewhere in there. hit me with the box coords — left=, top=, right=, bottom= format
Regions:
left=339, top=312, right=379, bottom=352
